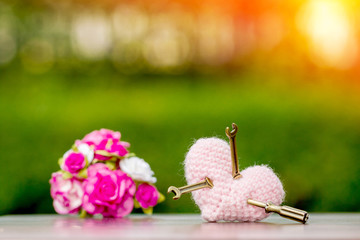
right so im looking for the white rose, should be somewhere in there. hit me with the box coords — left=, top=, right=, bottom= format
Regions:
left=119, top=157, right=157, bottom=183
left=77, top=143, right=94, bottom=163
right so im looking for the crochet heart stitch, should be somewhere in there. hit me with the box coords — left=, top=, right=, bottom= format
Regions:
left=184, top=137, right=285, bottom=222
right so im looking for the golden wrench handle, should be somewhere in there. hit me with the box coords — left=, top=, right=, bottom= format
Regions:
left=168, top=177, right=214, bottom=200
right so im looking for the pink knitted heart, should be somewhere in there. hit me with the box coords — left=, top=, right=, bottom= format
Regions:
left=184, top=137, right=285, bottom=222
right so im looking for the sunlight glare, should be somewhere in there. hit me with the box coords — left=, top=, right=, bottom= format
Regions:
left=297, top=0, right=358, bottom=69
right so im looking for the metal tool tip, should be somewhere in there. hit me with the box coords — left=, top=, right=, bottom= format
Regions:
left=233, top=173, right=242, bottom=179
left=167, top=186, right=180, bottom=200
left=205, top=177, right=214, bottom=188
left=225, top=127, right=230, bottom=135
left=303, top=213, right=309, bottom=224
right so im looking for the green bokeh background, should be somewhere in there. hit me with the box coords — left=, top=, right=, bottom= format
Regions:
left=1, top=0, right=360, bottom=215
left=1, top=69, right=359, bottom=215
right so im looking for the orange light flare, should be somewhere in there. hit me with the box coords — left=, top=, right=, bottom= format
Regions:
left=296, top=0, right=359, bottom=70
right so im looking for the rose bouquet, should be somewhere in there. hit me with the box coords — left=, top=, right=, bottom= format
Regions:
left=49, top=129, right=164, bottom=218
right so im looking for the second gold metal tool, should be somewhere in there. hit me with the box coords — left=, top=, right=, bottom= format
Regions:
left=247, top=199, right=309, bottom=224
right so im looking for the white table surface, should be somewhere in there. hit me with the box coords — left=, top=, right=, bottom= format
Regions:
left=0, top=213, right=359, bottom=239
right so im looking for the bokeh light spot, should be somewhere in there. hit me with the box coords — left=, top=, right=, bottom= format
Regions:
left=197, top=10, right=235, bottom=65
left=112, top=6, right=148, bottom=42
left=71, top=11, right=112, bottom=61
left=297, top=0, right=358, bottom=69
left=143, top=23, right=190, bottom=68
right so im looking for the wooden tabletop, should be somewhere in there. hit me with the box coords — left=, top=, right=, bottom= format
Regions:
left=0, top=213, right=359, bottom=239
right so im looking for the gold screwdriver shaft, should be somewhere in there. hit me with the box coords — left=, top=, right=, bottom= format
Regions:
left=247, top=199, right=309, bottom=224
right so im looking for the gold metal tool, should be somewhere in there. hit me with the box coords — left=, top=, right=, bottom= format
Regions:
left=167, top=177, right=214, bottom=200
left=247, top=199, right=309, bottom=224
left=225, top=123, right=242, bottom=179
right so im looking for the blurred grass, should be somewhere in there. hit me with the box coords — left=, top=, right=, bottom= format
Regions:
left=0, top=70, right=359, bottom=214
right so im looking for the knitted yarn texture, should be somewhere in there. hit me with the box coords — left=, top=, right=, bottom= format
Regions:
left=184, top=137, right=285, bottom=222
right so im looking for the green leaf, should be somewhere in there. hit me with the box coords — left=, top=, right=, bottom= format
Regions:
left=58, top=158, right=63, bottom=167
left=77, top=168, right=88, bottom=179
left=62, top=171, right=73, bottom=179
left=79, top=209, right=88, bottom=218
left=134, top=199, right=141, bottom=208
left=105, top=161, right=117, bottom=170
left=157, top=192, right=165, bottom=204
left=142, top=207, right=153, bottom=215
left=95, top=150, right=120, bottom=158
left=124, top=153, right=136, bottom=158
left=84, top=157, right=89, bottom=168
left=95, top=150, right=111, bottom=156
left=71, top=144, right=78, bottom=152
left=92, top=159, right=99, bottom=164
left=133, top=180, right=144, bottom=186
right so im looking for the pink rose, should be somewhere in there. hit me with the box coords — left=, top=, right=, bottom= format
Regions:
left=94, top=138, right=129, bottom=160
left=82, top=164, right=136, bottom=218
left=61, top=151, right=86, bottom=174
left=135, top=183, right=159, bottom=209
left=49, top=172, right=84, bottom=214
left=75, top=129, right=130, bottom=148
